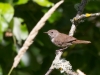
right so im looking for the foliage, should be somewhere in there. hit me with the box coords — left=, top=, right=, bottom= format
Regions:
left=0, top=0, right=100, bottom=75
left=0, top=3, right=14, bottom=41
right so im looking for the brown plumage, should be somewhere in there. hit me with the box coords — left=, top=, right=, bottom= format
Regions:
left=44, top=29, right=91, bottom=48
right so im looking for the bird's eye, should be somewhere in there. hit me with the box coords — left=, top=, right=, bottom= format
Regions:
left=51, top=32, right=53, bottom=33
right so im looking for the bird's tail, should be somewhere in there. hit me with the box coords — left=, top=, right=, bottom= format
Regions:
left=72, top=40, right=91, bottom=44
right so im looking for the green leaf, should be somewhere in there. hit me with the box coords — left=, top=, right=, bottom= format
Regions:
left=0, top=29, right=3, bottom=42
left=0, top=3, right=14, bottom=41
left=42, top=9, right=62, bottom=23
left=20, top=24, right=28, bottom=40
left=33, top=0, right=54, bottom=7
left=13, top=17, right=28, bottom=44
left=0, top=3, right=14, bottom=22
left=14, top=0, right=28, bottom=5
left=0, top=16, right=8, bottom=32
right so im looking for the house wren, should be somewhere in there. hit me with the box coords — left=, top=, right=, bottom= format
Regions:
left=44, top=29, right=91, bottom=48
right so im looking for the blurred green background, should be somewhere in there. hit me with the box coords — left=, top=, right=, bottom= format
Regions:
left=0, top=0, right=100, bottom=75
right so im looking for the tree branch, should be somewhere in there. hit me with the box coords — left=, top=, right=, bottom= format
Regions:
left=69, top=0, right=88, bottom=36
left=77, top=0, right=88, bottom=16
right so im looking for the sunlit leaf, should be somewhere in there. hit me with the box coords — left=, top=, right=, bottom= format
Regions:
left=33, top=0, right=54, bottom=7
left=0, top=16, right=8, bottom=32
left=0, top=30, right=3, bottom=42
left=14, top=0, right=28, bottom=5
left=13, top=17, right=28, bottom=44
left=13, top=17, right=22, bottom=44
left=0, top=3, right=14, bottom=41
left=20, top=24, right=28, bottom=40
left=0, top=3, right=14, bottom=22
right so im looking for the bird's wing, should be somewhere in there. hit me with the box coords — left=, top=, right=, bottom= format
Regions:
left=54, top=33, right=76, bottom=47
left=58, top=33, right=76, bottom=42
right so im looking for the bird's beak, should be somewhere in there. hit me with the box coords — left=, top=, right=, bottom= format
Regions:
left=44, top=32, right=48, bottom=33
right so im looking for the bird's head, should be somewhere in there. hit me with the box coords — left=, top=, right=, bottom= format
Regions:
left=44, top=29, right=59, bottom=39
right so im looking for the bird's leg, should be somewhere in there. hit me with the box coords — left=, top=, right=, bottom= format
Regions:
left=56, top=46, right=69, bottom=54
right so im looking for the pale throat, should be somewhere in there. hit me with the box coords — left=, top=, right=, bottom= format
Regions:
left=51, top=33, right=59, bottom=42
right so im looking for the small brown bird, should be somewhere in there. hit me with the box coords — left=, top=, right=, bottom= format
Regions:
left=44, top=29, right=91, bottom=48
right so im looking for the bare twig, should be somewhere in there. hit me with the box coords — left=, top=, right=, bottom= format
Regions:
left=77, top=69, right=86, bottom=75
left=69, top=24, right=76, bottom=36
left=65, top=70, right=78, bottom=75
left=69, top=0, right=88, bottom=36
left=8, top=0, right=64, bottom=75
left=68, top=0, right=88, bottom=74
left=77, top=0, right=88, bottom=16
left=45, top=69, right=53, bottom=75
left=45, top=51, right=63, bottom=75
left=73, top=13, right=100, bottom=22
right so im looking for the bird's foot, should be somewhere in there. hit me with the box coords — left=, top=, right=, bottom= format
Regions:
left=56, top=48, right=65, bottom=54
left=56, top=47, right=68, bottom=52
left=55, top=49, right=62, bottom=55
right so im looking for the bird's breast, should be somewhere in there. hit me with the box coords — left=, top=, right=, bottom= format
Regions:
left=51, top=38, right=54, bottom=42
